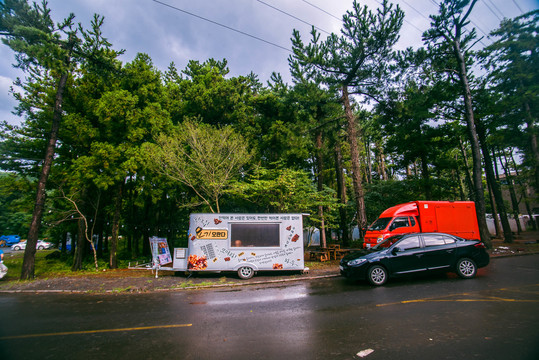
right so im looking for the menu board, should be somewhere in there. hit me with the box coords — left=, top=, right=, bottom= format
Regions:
left=149, top=237, right=172, bottom=265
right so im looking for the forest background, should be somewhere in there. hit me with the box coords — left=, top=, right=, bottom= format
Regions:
left=0, top=0, right=537, bottom=279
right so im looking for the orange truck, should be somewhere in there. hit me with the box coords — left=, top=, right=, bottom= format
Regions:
left=363, top=201, right=480, bottom=248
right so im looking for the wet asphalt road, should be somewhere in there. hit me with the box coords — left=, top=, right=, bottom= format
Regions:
left=0, top=255, right=538, bottom=360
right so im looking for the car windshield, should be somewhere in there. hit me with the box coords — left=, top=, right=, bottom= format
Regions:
left=367, top=217, right=392, bottom=231
left=372, top=235, right=404, bottom=250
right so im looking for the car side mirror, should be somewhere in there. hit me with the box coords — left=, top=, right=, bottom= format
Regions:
left=391, top=247, right=401, bottom=255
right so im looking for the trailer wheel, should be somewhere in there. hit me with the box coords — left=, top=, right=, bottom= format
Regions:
left=237, top=266, right=255, bottom=280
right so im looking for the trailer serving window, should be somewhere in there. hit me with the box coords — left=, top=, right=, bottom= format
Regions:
left=231, top=223, right=280, bottom=247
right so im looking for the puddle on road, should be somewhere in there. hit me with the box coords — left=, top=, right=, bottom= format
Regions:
left=188, top=284, right=310, bottom=306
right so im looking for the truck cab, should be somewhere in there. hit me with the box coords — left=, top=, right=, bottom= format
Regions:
left=364, top=215, right=420, bottom=248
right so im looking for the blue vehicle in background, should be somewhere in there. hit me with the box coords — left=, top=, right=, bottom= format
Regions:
left=0, top=235, right=21, bottom=247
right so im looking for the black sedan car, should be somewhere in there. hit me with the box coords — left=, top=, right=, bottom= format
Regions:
left=340, top=233, right=489, bottom=286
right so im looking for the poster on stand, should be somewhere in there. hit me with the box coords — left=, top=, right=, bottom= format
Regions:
left=149, top=237, right=172, bottom=265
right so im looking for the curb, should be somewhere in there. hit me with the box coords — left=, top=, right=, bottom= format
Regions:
left=0, top=274, right=341, bottom=294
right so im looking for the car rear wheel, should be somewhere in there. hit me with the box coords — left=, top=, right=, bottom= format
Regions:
left=237, top=266, right=255, bottom=280
left=368, top=265, right=387, bottom=286
left=456, top=258, right=477, bottom=279
left=38, top=246, right=44, bottom=250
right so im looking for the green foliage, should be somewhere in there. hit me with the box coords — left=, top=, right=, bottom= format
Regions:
left=147, top=120, right=251, bottom=213
left=290, top=0, right=404, bottom=92
left=0, top=172, right=34, bottom=235
left=176, top=59, right=256, bottom=127
left=227, top=164, right=340, bottom=226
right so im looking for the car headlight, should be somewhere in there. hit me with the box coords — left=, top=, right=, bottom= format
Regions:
left=347, top=258, right=367, bottom=267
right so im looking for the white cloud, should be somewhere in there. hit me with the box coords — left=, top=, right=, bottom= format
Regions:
left=0, top=73, right=21, bottom=125
left=0, top=75, right=14, bottom=92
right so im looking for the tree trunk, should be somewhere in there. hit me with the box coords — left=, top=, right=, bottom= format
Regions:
left=342, top=86, right=367, bottom=238
left=60, top=231, right=68, bottom=255
left=96, top=215, right=104, bottom=258
left=420, top=150, right=431, bottom=199
left=335, top=140, right=350, bottom=247
left=489, top=149, right=503, bottom=238
left=458, top=138, right=474, bottom=200
left=20, top=72, right=69, bottom=280
left=453, top=154, right=466, bottom=201
left=509, top=151, right=537, bottom=230
left=487, top=179, right=502, bottom=239
left=142, top=197, right=152, bottom=256
left=378, top=144, right=388, bottom=180
left=365, top=137, right=372, bottom=184
left=315, top=131, right=327, bottom=248
left=522, top=100, right=539, bottom=192
left=406, top=165, right=412, bottom=178
left=72, top=217, right=85, bottom=271
left=109, top=183, right=123, bottom=269
left=453, top=39, right=491, bottom=247
left=103, top=216, right=109, bottom=256
left=501, top=149, right=522, bottom=234
left=476, top=122, right=512, bottom=243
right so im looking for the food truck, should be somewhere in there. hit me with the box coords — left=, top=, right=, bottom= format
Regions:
left=141, top=213, right=308, bottom=279
left=363, top=201, right=480, bottom=248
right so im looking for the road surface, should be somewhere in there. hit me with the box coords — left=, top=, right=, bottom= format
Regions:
left=0, top=255, right=538, bottom=360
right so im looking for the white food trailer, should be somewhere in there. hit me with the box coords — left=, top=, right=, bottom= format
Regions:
left=141, top=213, right=308, bottom=279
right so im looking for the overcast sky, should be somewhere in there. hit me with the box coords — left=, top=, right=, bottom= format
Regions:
left=1, top=0, right=537, bottom=125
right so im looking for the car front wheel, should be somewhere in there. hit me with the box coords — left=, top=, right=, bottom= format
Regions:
left=237, top=266, right=255, bottom=280
left=456, top=258, right=477, bottom=279
left=13, top=246, right=20, bottom=251
left=368, top=265, right=388, bottom=286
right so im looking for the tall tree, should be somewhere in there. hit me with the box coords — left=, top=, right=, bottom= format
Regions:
left=55, top=15, right=124, bottom=269
left=147, top=120, right=251, bottom=213
left=472, top=85, right=513, bottom=242
left=480, top=10, right=539, bottom=192
left=290, top=0, right=404, bottom=238
left=423, top=0, right=492, bottom=247
left=68, top=53, right=169, bottom=268
left=379, top=82, right=442, bottom=199
left=1, top=0, right=82, bottom=279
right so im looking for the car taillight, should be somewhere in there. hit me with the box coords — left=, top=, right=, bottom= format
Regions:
left=474, top=242, right=486, bottom=249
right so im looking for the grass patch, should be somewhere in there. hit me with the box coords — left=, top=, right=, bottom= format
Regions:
left=1, top=250, right=108, bottom=281
left=111, top=285, right=137, bottom=293
left=166, top=277, right=235, bottom=290
left=304, top=260, right=337, bottom=270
